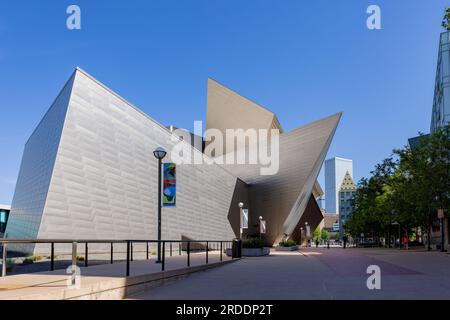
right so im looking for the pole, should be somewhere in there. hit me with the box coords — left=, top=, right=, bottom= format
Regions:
left=126, top=241, right=130, bottom=276
left=299, top=229, right=302, bottom=247
left=239, top=208, right=243, bottom=240
left=156, top=158, right=162, bottom=263
left=162, top=241, right=165, bottom=271
left=440, top=218, right=445, bottom=252
left=85, top=242, right=88, bottom=267
left=71, top=242, right=77, bottom=268
left=71, top=241, right=77, bottom=286
left=187, top=242, right=190, bottom=267
left=50, top=242, right=54, bottom=271
left=428, top=207, right=432, bottom=251
left=2, top=243, right=7, bottom=277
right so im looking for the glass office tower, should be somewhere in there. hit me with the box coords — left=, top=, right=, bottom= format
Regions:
left=431, top=31, right=450, bottom=133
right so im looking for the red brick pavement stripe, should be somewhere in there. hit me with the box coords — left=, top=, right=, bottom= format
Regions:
left=306, top=249, right=422, bottom=276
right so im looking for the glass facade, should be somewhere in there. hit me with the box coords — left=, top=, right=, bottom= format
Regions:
left=431, top=31, right=450, bottom=133
left=0, top=208, right=10, bottom=234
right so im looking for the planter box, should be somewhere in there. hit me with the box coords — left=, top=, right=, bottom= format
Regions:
left=226, top=247, right=270, bottom=257
left=274, top=245, right=298, bottom=251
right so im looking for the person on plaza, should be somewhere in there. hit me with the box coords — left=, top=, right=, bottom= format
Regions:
left=315, top=239, right=319, bottom=248
left=343, top=235, right=348, bottom=249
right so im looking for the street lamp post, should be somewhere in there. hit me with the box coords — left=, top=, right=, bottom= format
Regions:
left=153, top=147, right=167, bottom=263
left=300, top=227, right=303, bottom=247
left=238, top=202, right=244, bottom=240
left=305, top=222, right=309, bottom=247
left=438, top=208, right=445, bottom=252
left=259, top=216, right=263, bottom=239
left=392, top=221, right=400, bottom=249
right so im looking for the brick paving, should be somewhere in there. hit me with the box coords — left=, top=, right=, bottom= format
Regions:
left=130, top=248, right=450, bottom=300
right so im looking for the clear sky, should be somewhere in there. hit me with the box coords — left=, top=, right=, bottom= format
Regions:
left=0, top=0, right=446, bottom=204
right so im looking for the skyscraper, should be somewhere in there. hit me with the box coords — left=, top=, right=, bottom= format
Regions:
left=431, top=31, right=450, bottom=133
left=338, top=171, right=357, bottom=237
left=324, top=157, right=353, bottom=215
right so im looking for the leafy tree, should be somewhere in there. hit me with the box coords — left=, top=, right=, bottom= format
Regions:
left=443, top=8, right=450, bottom=30
left=393, top=127, right=450, bottom=249
left=312, top=226, right=321, bottom=242
left=346, top=157, right=399, bottom=244
left=321, top=229, right=329, bottom=241
left=346, top=126, right=449, bottom=249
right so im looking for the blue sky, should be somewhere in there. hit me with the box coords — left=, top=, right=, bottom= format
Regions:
left=0, top=0, right=446, bottom=204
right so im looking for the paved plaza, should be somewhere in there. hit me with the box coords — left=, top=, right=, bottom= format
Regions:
left=130, top=247, right=450, bottom=300
left=0, top=251, right=233, bottom=299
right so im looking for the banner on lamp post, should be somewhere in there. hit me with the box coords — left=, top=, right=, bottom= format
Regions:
left=306, top=225, right=311, bottom=237
left=260, top=220, right=266, bottom=234
left=163, top=163, right=176, bottom=206
left=241, top=209, right=248, bottom=229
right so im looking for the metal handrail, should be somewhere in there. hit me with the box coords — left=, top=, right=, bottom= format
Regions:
left=0, top=238, right=236, bottom=278
left=0, top=239, right=230, bottom=244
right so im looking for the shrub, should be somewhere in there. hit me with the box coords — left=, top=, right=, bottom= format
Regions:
left=278, top=240, right=297, bottom=247
left=6, top=258, right=15, bottom=272
left=242, top=238, right=265, bottom=249
left=76, top=255, right=85, bottom=261
left=22, top=258, right=34, bottom=265
left=30, top=255, right=43, bottom=262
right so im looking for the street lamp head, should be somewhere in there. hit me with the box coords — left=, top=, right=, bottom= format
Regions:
left=153, top=147, right=167, bottom=160
left=238, top=202, right=244, bottom=208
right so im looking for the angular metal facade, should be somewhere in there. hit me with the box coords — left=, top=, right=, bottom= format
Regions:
left=6, top=68, right=341, bottom=252
left=6, top=74, right=75, bottom=242
left=6, top=69, right=238, bottom=253
left=216, top=113, right=341, bottom=244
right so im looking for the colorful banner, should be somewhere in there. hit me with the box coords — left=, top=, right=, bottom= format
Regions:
left=163, top=163, right=176, bottom=206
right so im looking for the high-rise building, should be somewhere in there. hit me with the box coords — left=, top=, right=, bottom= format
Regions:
left=338, top=171, right=357, bottom=237
left=325, top=157, right=353, bottom=215
left=431, top=31, right=450, bottom=133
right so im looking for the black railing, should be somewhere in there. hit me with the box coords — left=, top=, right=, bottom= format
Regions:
left=0, top=239, right=235, bottom=277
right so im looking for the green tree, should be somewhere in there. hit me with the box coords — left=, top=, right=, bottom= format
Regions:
left=321, top=229, right=329, bottom=242
left=443, top=8, right=450, bottom=30
left=393, top=126, right=450, bottom=249
left=312, top=226, right=321, bottom=242
left=347, top=126, right=449, bottom=249
left=346, top=157, right=399, bottom=245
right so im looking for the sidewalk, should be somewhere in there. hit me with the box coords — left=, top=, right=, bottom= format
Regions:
left=0, top=251, right=234, bottom=300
